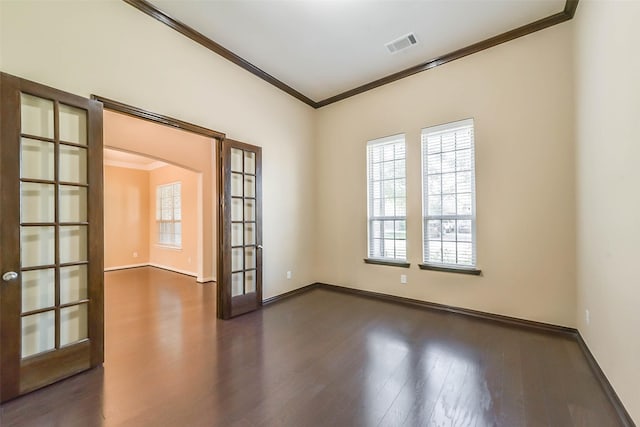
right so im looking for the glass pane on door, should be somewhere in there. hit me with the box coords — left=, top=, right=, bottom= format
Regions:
left=20, top=182, right=55, bottom=223
left=231, top=148, right=243, bottom=172
left=59, top=185, right=87, bottom=222
left=60, top=265, right=88, bottom=304
left=245, top=271, right=256, bottom=293
left=60, top=304, right=88, bottom=346
left=231, top=273, right=243, bottom=297
left=22, top=311, right=55, bottom=358
left=244, top=151, right=255, bottom=174
left=20, top=226, right=55, bottom=268
left=231, top=173, right=243, bottom=197
left=21, top=269, right=55, bottom=312
left=59, top=145, right=87, bottom=184
left=20, top=94, right=54, bottom=139
left=21, top=138, right=54, bottom=180
left=59, top=225, right=88, bottom=263
left=59, top=104, right=87, bottom=145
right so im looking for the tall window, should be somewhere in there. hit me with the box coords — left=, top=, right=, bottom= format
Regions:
left=367, top=134, right=407, bottom=260
left=422, top=119, right=476, bottom=269
left=156, top=182, right=181, bottom=248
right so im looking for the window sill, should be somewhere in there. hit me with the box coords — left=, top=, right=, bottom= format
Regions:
left=156, top=244, right=182, bottom=251
left=419, top=264, right=482, bottom=276
left=364, top=258, right=411, bottom=268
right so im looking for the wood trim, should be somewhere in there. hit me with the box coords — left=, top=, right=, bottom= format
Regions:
left=121, top=0, right=579, bottom=108
left=262, top=281, right=633, bottom=425
left=418, top=264, right=482, bottom=276
left=575, top=333, right=636, bottom=427
left=363, top=258, right=410, bottom=268
left=20, top=341, right=91, bottom=395
left=90, top=95, right=226, bottom=140
left=315, top=7, right=577, bottom=107
left=121, top=0, right=316, bottom=108
left=87, top=97, right=105, bottom=368
left=262, top=283, right=320, bottom=306
left=564, top=0, right=580, bottom=18
left=318, top=283, right=577, bottom=336
left=216, top=140, right=225, bottom=318
left=0, top=73, right=23, bottom=402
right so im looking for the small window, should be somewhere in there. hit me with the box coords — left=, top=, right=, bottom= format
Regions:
left=422, top=119, right=476, bottom=269
left=366, top=134, right=407, bottom=261
left=156, top=182, right=181, bottom=248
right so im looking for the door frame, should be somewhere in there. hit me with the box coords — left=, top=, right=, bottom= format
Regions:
left=91, top=95, right=227, bottom=291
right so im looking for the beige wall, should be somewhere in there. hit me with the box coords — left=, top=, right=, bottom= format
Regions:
left=315, top=23, right=576, bottom=327
left=574, top=1, right=640, bottom=422
left=2, top=0, right=639, bottom=420
left=104, top=166, right=150, bottom=269
left=0, top=0, right=317, bottom=297
left=148, top=165, right=199, bottom=276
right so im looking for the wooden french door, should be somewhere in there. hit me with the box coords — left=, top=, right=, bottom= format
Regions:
left=0, top=73, right=104, bottom=402
left=217, top=139, right=262, bottom=319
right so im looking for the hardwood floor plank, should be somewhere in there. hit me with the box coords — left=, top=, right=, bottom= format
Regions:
left=0, top=267, right=626, bottom=427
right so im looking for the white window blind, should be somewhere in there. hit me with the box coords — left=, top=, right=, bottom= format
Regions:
left=156, top=182, right=182, bottom=248
left=367, top=134, right=407, bottom=260
left=422, top=119, right=476, bottom=268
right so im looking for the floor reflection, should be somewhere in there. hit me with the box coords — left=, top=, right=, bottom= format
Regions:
left=358, top=326, right=495, bottom=426
left=0, top=367, right=105, bottom=427
left=0, top=269, right=623, bottom=427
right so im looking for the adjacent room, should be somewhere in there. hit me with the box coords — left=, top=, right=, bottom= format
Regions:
left=0, top=0, right=638, bottom=426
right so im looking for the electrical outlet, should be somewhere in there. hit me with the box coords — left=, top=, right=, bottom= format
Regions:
left=286, top=271, right=292, bottom=280
left=400, top=274, right=407, bottom=284
left=133, top=252, right=138, bottom=258
left=585, top=309, right=590, bottom=325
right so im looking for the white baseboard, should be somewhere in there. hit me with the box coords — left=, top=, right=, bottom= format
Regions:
left=148, top=263, right=197, bottom=278
left=105, top=263, right=199, bottom=279
left=104, top=263, right=148, bottom=272
left=197, top=276, right=216, bottom=283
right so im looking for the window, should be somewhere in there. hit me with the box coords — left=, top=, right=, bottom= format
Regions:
left=422, top=119, right=476, bottom=269
left=366, top=134, right=407, bottom=261
left=156, top=182, right=181, bottom=248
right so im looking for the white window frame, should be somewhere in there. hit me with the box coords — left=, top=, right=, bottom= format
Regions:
left=366, top=134, right=407, bottom=262
left=421, top=119, right=477, bottom=271
left=156, top=181, right=182, bottom=248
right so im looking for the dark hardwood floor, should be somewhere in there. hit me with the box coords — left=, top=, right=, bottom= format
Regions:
left=0, top=267, right=622, bottom=426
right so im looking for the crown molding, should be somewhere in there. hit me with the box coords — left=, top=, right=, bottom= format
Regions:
left=104, top=158, right=167, bottom=171
left=123, top=0, right=579, bottom=109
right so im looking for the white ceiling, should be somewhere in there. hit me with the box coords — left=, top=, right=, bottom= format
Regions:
left=149, top=0, right=565, bottom=101
left=104, top=148, right=168, bottom=170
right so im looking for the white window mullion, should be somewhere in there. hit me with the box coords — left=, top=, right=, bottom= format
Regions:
left=156, top=181, right=182, bottom=248
left=422, top=119, right=476, bottom=269
left=367, top=134, right=406, bottom=261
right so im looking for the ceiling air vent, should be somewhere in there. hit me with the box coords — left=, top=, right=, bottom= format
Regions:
left=385, top=33, right=418, bottom=54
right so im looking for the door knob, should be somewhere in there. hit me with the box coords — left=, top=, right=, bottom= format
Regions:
left=2, top=271, right=18, bottom=281
left=256, top=245, right=263, bottom=250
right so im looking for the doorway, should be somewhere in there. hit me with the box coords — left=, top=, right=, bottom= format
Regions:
left=0, top=75, right=265, bottom=402
left=101, top=108, right=218, bottom=283
left=103, top=150, right=205, bottom=282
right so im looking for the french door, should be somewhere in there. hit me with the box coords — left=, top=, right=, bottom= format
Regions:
left=0, top=73, right=104, bottom=402
left=217, top=139, right=262, bottom=319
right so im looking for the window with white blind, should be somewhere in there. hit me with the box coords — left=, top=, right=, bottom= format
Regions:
left=421, top=119, right=477, bottom=270
left=366, top=134, right=407, bottom=262
left=156, top=182, right=182, bottom=248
